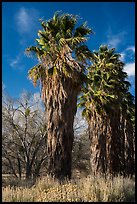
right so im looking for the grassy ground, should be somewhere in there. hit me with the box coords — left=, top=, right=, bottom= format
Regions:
left=2, top=173, right=135, bottom=202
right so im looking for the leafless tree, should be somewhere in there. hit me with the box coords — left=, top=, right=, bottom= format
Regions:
left=2, top=91, right=47, bottom=180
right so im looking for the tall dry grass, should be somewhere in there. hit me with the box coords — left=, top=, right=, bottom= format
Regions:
left=2, top=174, right=135, bottom=202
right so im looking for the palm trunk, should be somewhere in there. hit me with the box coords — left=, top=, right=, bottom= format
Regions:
left=89, top=106, right=107, bottom=176
left=106, top=118, right=112, bottom=174
left=108, top=108, right=126, bottom=176
left=125, top=118, right=135, bottom=176
left=109, top=110, right=121, bottom=175
left=119, top=111, right=126, bottom=175
left=43, top=75, right=79, bottom=180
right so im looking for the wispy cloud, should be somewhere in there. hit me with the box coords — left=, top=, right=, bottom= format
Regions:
left=16, top=8, right=30, bottom=33
left=107, top=31, right=127, bottom=48
left=9, top=53, right=24, bottom=70
left=124, top=62, right=135, bottom=76
left=126, top=46, right=135, bottom=53
left=120, top=45, right=135, bottom=94
left=119, top=53, right=126, bottom=61
left=104, top=26, right=127, bottom=49
left=108, top=37, right=121, bottom=48
left=15, top=7, right=39, bottom=34
left=128, top=75, right=135, bottom=95
left=10, top=55, right=20, bottom=68
left=120, top=45, right=135, bottom=62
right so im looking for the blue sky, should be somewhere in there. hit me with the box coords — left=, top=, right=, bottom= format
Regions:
left=2, top=2, right=135, bottom=99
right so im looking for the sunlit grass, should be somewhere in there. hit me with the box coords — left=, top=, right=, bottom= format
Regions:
left=2, top=174, right=135, bottom=202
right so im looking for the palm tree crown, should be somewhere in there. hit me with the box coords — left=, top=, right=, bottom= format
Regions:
left=26, top=12, right=93, bottom=94
left=79, top=45, right=134, bottom=119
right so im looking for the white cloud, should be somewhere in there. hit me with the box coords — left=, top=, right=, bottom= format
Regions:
left=10, top=55, right=20, bottom=68
left=108, top=37, right=121, bottom=48
left=124, top=62, right=135, bottom=76
left=16, top=8, right=30, bottom=33
left=126, top=46, right=135, bottom=53
left=120, top=45, right=135, bottom=62
left=15, top=7, right=39, bottom=34
left=128, top=76, right=135, bottom=94
left=9, top=52, right=26, bottom=70
left=9, top=53, right=25, bottom=71
left=106, top=27, right=127, bottom=48
left=119, top=53, right=126, bottom=61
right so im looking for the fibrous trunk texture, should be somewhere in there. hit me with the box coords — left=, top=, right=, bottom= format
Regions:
left=43, top=75, right=79, bottom=180
left=89, top=105, right=135, bottom=177
left=108, top=109, right=125, bottom=176
left=124, top=118, right=135, bottom=176
left=88, top=106, right=107, bottom=176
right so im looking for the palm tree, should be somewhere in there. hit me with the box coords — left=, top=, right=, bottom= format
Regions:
left=122, top=92, right=135, bottom=176
left=79, top=45, right=135, bottom=176
left=25, top=12, right=93, bottom=180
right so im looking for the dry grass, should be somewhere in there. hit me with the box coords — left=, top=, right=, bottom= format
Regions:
left=2, top=174, right=135, bottom=202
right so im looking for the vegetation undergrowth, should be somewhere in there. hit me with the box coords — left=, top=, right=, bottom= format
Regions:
left=2, top=174, right=135, bottom=202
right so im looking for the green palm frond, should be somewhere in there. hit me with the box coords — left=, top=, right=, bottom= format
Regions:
left=99, top=45, right=108, bottom=53
left=79, top=44, right=135, bottom=121
left=25, top=46, right=44, bottom=61
left=62, top=63, right=72, bottom=78
left=75, top=45, right=93, bottom=62
left=74, top=22, right=92, bottom=37
left=53, top=11, right=61, bottom=22
left=59, top=38, right=67, bottom=47
left=28, top=64, right=44, bottom=86
left=66, top=36, right=87, bottom=47
left=36, top=38, right=46, bottom=46
left=61, top=13, right=77, bottom=32
left=81, top=107, right=91, bottom=120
